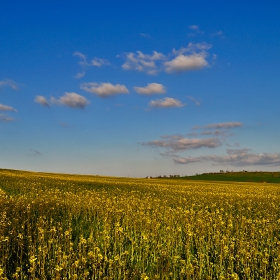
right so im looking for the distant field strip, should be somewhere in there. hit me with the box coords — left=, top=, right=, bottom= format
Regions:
left=0, top=169, right=280, bottom=279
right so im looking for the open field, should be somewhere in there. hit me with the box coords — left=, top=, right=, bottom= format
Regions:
left=175, top=172, right=280, bottom=184
left=1, top=169, right=280, bottom=279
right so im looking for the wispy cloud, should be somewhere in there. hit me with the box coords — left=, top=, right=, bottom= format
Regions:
left=174, top=149, right=280, bottom=166
left=73, top=51, right=110, bottom=79
left=34, top=95, right=50, bottom=107
left=140, top=33, right=151, bottom=38
left=210, top=30, right=224, bottom=38
left=91, top=58, right=110, bottom=67
left=73, top=52, right=87, bottom=78
left=226, top=142, right=240, bottom=147
left=134, top=83, right=166, bottom=95
left=0, top=79, right=19, bottom=90
left=172, top=43, right=212, bottom=56
left=143, top=121, right=243, bottom=163
left=0, top=104, right=17, bottom=111
left=75, top=72, right=86, bottom=79
left=0, top=102, right=17, bottom=123
left=187, top=96, right=200, bottom=106
left=149, top=97, right=184, bottom=108
left=73, top=51, right=87, bottom=66
left=51, top=92, right=89, bottom=109
left=0, top=113, right=15, bottom=122
left=173, top=157, right=202, bottom=164
left=200, top=130, right=230, bottom=136
left=143, top=135, right=221, bottom=152
left=80, top=82, right=129, bottom=97
left=29, top=149, right=42, bottom=156
left=188, top=25, right=224, bottom=38
left=188, top=25, right=204, bottom=36
left=187, top=122, right=243, bottom=140
left=189, top=25, right=200, bottom=31
left=59, top=122, right=70, bottom=128
left=193, top=122, right=243, bottom=130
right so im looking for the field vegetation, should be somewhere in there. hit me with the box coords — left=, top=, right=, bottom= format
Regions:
left=1, top=169, right=280, bottom=279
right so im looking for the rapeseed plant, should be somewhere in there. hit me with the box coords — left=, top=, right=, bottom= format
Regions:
left=0, top=169, right=280, bottom=279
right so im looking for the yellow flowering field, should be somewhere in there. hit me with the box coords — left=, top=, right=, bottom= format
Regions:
left=0, top=169, right=280, bottom=279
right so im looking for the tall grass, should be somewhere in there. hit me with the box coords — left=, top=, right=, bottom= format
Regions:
left=0, top=169, right=280, bottom=279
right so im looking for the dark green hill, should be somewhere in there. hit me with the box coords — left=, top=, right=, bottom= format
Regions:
left=178, top=171, right=280, bottom=183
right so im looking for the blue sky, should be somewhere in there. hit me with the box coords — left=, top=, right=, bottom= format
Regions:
left=1, top=0, right=280, bottom=177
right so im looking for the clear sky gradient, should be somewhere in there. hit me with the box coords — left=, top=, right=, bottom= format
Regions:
left=1, top=0, right=280, bottom=177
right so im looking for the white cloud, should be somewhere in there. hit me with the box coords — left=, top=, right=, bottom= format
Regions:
left=0, top=104, right=17, bottom=111
left=143, top=135, right=221, bottom=152
left=149, top=97, right=184, bottom=108
left=122, top=51, right=165, bottom=75
left=0, top=79, right=18, bottom=90
left=121, top=43, right=212, bottom=75
left=134, top=83, right=166, bottom=95
left=174, top=149, right=280, bottom=166
left=0, top=113, right=14, bottom=122
left=164, top=53, right=208, bottom=73
left=51, top=92, right=89, bottom=109
left=164, top=43, right=211, bottom=73
left=193, top=122, right=243, bottom=130
left=34, top=95, right=50, bottom=107
left=80, top=82, right=129, bottom=97
left=172, top=137, right=221, bottom=150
